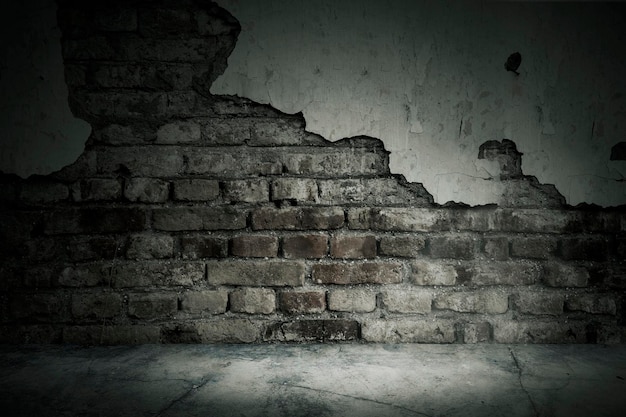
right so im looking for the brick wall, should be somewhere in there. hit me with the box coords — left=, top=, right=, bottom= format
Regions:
left=0, top=0, right=624, bottom=344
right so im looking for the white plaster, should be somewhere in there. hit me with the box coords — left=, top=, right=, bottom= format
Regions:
left=212, top=0, right=626, bottom=206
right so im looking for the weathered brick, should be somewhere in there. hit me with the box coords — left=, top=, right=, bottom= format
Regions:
left=558, top=236, right=609, bottom=262
left=428, top=235, right=476, bottom=260
left=20, top=181, right=69, bottom=204
left=330, top=234, right=376, bottom=259
left=434, top=290, right=509, bottom=314
left=180, top=235, right=227, bottom=259
left=124, top=178, right=169, bottom=203
left=318, top=178, right=431, bottom=206
left=92, top=124, right=154, bottom=145
left=196, top=319, right=260, bottom=343
left=153, top=207, right=247, bottom=231
left=348, top=208, right=450, bottom=232
left=312, top=262, right=403, bottom=285
left=66, top=236, right=125, bottom=262
left=362, top=319, right=456, bottom=343
left=271, top=178, right=318, bottom=202
left=483, top=236, right=509, bottom=260
left=128, top=293, right=178, bottom=319
left=495, top=209, right=574, bottom=233
left=279, top=291, right=326, bottom=314
left=379, top=235, right=426, bottom=258
left=156, top=121, right=201, bottom=144
left=231, top=235, right=278, bottom=258
left=223, top=179, right=270, bottom=203
left=248, top=118, right=318, bottom=146
left=45, top=208, right=146, bottom=235
left=185, top=148, right=282, bottom=177
left=458, top=261, right=540, bottom=286
left=282, top=234, right=328, bottom=259
left=252, top=207, right=344, bottom=230
left=179, top=290, right=228, bottom=314
left=493, top=320, right=588, bottom=343
left=72, top=179, right=122, bottom=202
left=126, top=234, right=174, bottom=260
left=110, top=262, right=205, bottom=288
left=63, top=325, right=160, bottom=345
left=565, top=294, right=617, bottom=315
left=96, top=146, right=183, bottom=178
left=197, top=118, right=250, bottom=145
left=512, top=291, right=565, bottom=315
left=542, top=263, right=589, bottom=288
left=283, top=149, right=388, bottom=177
left=328, top=289, right=377, bottom=313
left=264, top=320, right=359, bottom=342
left=71, top=293, right=123, bottom=319
left=510, top=236, right=557, bottom=259
left=463, top=322, right=492, bottom=343
left=380, top=289, right=432, bottom=314
left=90, top=62, right=194, bottom=90
left=410, top=260, right=458, bottom=286
left=172, top=179, right=219, bottom=201
left=229, top=288, right=276, bottom=314
left=207, top=260, right=305, bottom=287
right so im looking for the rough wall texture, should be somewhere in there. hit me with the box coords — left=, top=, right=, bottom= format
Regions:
left=0, top=0, right=624, bottom=345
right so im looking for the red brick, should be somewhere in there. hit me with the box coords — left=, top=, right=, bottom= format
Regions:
left=312, top=262, right=403, bottom=285
left=330, top=234, right=376, bottom=259
left=282, top=234, right=328, bottom=259
left=279, top=291, right=326, bottom=314
left=231, top=235, right=278, bottom=258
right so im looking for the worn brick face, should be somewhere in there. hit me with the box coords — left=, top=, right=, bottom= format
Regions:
left=124, top=178, right=169, bottom=203
left=230, top=288, right=276, bottom=314
left=231, top=235, right=278, bottom=258
left=312, top=262, right=403, bottom=285
left=379, top=235, right=426, bottom=257
left=328, top=289, right=376, bottom=313
left=179, top=290, right=228, bottom=314
left=282, top=234, right=328, bottom=259
left=381, top=289, right=432, bottom=314
left=128, top=293, right=178, bottom=319
left=207, top=260, right=305, bottom=287
left=279, top=291, right=326, bottom=314
left=172, top=179, right=220, bottom=201
left=330, top=234, right=376, bottom=259
left=252, top=207, right=344, bottom=230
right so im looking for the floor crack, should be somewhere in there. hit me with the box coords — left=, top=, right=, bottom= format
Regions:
left=509, top=347, right=539, bottom=417
left=155, top=376, right=210, bottom=417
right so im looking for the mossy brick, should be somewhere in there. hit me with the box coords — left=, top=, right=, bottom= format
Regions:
left=312, top=262, right=403, bottom=285
left=128, top=293, right=178, bottom=319
left=361, top=319, right=456, bottom=343
left=124, top=178, right=169, bottom=203
left=542, top=263, right=589, bottom=288
left=179, top=290, right=228, bottom=314
left=512, top=292, right=565, bottom=315
left=126, top=234, right=174, bottom=260
left=229, top=288, right=276, bottom=314
left=328, top=289, right=376, bottom=313
left=223, top=179, right=270, bottom=203
left=330, top=234, right=376, bottom=259
left=153, top=207, right=247, bottom=231
left=71, top=293, right=123, bottom=319
left=428, top=235, right=477, bottom=260
left=379, top=235, right=426, bottom=258
left=252, top=207, right=344, bottom=230
left=380, top=289, right=432, bottom=314
left=565, top=294, right=617, bottom=315
left=207, top=260, right=305, bottom=287
left=264, top=320, right=359, bottom=342
left=231, top=235, right=279, bottom=258
left=279, top=291, right=326, bottom=314
left=510, top=236, right=557, bottom=259
left=282, top=234, right=329, bottom=259
left=434, top=290, right=509, bottom=314
left=172, top=179, right=220, bottom=201
left=410, top=260, right=458, bottom=286
left=180, top=235, right=228, bottom=259
left=271, top=178, right=319, bottom=202
left=45, top=208, right=146, bottom=235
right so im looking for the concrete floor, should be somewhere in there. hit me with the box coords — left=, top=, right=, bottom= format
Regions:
left=0, top=344, right=624, bottom=417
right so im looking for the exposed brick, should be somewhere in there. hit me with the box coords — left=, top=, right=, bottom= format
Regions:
left=312, top=262, right=403, bottom=285
left=71, top=293, right=123, bottom=319
left=510, top=236, right=557, bottom=259
left=348, top=208, right=450, bottom=232
left=45, top=208, right=146, bottom=235
left=197, top=118, right=250, bottom=145
left=20, top=181, right=69, bottom=204
left=156, top=121, right=201, bottom=144
left=252, top=207, right=344, bottom=230
left=463, top=322, right=492, bottom=343
left=124, top=178, right=169, bottom=203
left=512, top=291, right=565, bottom=315
left=428, top=235, right=476, bottom=260
left=362, top=319, right=456, bottom=343
left=66, top=236, right=125, bottom=262
left=328, top=289, right=377, bottom=313
left=264, top=320, right=359, bottom=342
left=483, top=236, right=509, bottom=261
left=223, top=179, right=270, bottom=203
left=207, top=260, right=305, bottom=287
left=180, top=235, right=227, bottom=259
left=92, top=124, right=152, bottom=145
left=283, top=149, right=388, bottom=177
left=96, top=146, right=183, bottom=177
left=196, top=320, right=260, bottom=343
left=558, top=236, right=609, bottom=262
left=565, top=294, right=617, bottom=315
left=231, top=235, right=278, bottom=258
left=179, top=290, right=228, bottom=314
left=279, top=291, right=326, bottom=314
left=110, top=262, right=205, bottom=288
left=434, top=290, right=509, bottom=314
left=493, top=320, right=588, bottom=343
left=282, top=234, right=328, bottom=259
left=9, top=293, right=69, bottom=322
left=379, top=235, right=426, bottom=257
left=153, top=207, right=247, bottom=231
left=272, top=178, right=319, bottom=203
left=126, top=234, right=174, bottom=260
left=59, top=265, right=105, bottom=287
left=248, top=118, right=318, bottom=146
left=72, top=179, right=122, bottom=202
left=458, top=261, right=540, bottom=286
left=230, top=288, right=276, bottom=314
left=128, top=293, right=178, bottom=319
left=495, top=209, right=574, bottom=233
left=318, top=178, right=431, bottom=206
left=63, top=325, right=160, bottom=345
left=380, top=289, right=432, bottom=314
left=185, top=148, right=282, bottom=177
left=542, top=263, right=589, bottom=288
left=410, top=260, right=458, bottom=286
left=330, top=234, right=376, bottom=259
left=172, top=179, right=220, bottom=201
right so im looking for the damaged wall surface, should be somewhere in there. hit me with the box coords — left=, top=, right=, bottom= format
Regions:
left=211, top=0, right=626, bottom=207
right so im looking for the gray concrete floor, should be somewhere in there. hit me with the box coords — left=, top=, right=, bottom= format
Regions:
left=0, top=344, right=624, bottom=417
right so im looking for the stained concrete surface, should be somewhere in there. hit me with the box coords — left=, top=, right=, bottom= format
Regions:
left=0, top=344, right=624, bottom=417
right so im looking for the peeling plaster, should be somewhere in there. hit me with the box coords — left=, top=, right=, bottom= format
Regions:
left=212, top=0, right=626, bottom=206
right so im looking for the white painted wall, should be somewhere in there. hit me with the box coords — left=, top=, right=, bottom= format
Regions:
left=212, top=0, right=626, bottom=206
